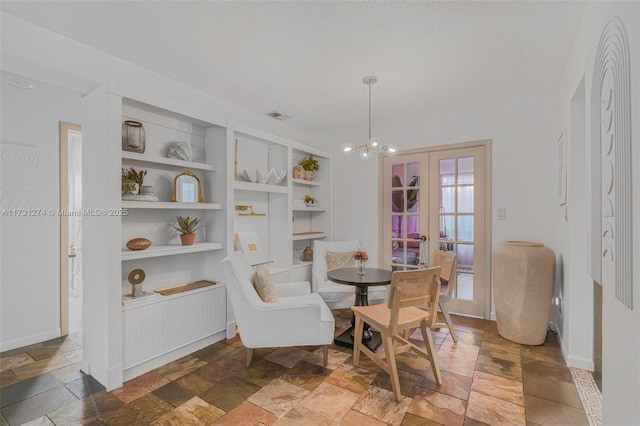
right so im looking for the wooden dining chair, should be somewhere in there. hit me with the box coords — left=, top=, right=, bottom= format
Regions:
left=352, top=267, right=442, bottom=401
left=431, top=250, right=458, bottom=342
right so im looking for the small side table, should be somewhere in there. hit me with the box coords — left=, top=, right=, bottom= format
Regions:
left=327, top=267, right=391, bottom=352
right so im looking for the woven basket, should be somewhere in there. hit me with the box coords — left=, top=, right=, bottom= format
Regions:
left=126, top=238, right=151, bottom=251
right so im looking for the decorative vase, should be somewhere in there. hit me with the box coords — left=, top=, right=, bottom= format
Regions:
left=356, top=259, right=366, bottom=275
left=305, top=200, right=317, bottom=207
left=293, top=165, right=305, bottom=180
left=180, top=234, right=196, bottom=246
left=302, top=246, right=313, bottom=261
left=304, top=170, right=313, bottom=181
left=139, top=185, right=154, bottom=195
left=122, top=120, right=146, bottom=153
left=493, top=241, right=555, bottom=345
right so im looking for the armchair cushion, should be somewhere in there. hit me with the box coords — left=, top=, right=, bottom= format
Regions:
left=326, top=251, right=355, bottom=271
left=252, top=265, right=278, bottom=302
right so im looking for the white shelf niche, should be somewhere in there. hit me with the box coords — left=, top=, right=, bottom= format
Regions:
left=122, top=242, right=224, bottom=260
left=292, top=178, right=322, bottom=187
left=122, top=151, right=216, bottom=171
left=291, top=232, right=327, bottom=241
left=234, top=180, right=288, bottom=194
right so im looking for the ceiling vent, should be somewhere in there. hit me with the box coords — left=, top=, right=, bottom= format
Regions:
left=265, top=111, right=290, bottom=120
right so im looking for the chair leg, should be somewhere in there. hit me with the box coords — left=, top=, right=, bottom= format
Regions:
left=383, top=333, right=402, bottom=401
left=246, top=348, right=254, bottom=368
left=322, top=345, right=329, bottom=367
left=420, top=324, right=442, bottom=384
left=439, top=301, right=458, bottom=343
left=352, top=314, right=365, bottom=366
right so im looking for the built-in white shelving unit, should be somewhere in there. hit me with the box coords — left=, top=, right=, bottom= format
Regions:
left=122, top=201, right=223, bottom=210
left=121, top=151, right=216, bottom=171
left=121, top=242, right=224, bottom=260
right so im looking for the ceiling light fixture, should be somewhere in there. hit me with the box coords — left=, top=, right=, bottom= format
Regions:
left=341, top=76, right=397, bottom=159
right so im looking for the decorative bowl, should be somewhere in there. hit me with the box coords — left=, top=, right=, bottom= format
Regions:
left=126, top=238, right=151, bottom=251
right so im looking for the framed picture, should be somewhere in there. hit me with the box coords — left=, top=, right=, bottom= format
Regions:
left=556, top=132, right=567, bottom=205
left=235, top=231, right=269, bottom=266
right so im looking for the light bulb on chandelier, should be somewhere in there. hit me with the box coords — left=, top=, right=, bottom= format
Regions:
left=341, top=76, right=398, bottom=159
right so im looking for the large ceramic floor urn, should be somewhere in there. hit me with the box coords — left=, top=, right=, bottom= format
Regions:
left=493, top=241, right=555, bottom=345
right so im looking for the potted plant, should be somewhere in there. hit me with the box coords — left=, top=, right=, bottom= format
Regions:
left=300, top=154, right=320, bottom=180
left=170, top=216, right=202, bottom=246
left=122, top=167, right=147, bottom=196
left=304, top=194, right=317, bottom=207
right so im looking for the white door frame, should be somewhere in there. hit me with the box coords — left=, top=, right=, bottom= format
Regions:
left=59, top=121, right=81, bottom=336
left=379, top=139, right=492, bottom=319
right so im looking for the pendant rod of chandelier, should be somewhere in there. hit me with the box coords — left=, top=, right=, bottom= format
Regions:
left=341, top=76, right=398, bottom=159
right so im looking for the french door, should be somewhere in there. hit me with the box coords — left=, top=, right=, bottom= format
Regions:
left=381, top=144, right=488, bottom=318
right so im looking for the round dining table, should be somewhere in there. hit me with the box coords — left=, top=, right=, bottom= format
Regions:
left=327, top=267, right=392, bottom=351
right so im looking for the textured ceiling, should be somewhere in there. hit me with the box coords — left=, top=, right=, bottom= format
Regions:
left=1, top=1, right=585, bottom=134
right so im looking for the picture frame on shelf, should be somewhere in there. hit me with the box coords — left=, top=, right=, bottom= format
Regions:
left=172, top=170, right=204, bottom=203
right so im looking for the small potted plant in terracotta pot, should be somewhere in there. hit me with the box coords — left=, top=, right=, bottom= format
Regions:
left=170, top=216, right=202, bottom=246
left=300, top=155, right=320, bottom=180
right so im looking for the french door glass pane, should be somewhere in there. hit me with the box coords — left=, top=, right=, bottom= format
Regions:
left=407, top=190, right=420, bottom=213
left=457, top=186, right=474, bottom=213
left=407, top=162, right=420, bottom=184
left=457, top=215, right=474, bottom=242
left=440, top=187, right=455, bottom=213
left=456, top=272, right=473, bottom=300
left=392, top=214, right=405, bottom=238
left=439, top=159, right=455, bottom=185
left=457, top=157, right=474, bottom=184
left=392, top=190, right=404, bottom=212
left=457, top=244, right=474, bottom=271
left=439, top=215, right=455, bottom=249
left=391, top=164, right=404, bottom=186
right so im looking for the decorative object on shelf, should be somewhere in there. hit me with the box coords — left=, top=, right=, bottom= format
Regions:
left=122, top=120, right=146, bottom=153
left=122, top=167, right=147, bottom=196
left=154, top=280, right=217, bottom=296
left=354, top=250, right=369, bottom=275
left=172, top=170, right=204, bottom=203
left=300, top=155, right=320, bottom=180
left=170, top=216, right=202, bottom=246
left=122, top=194, right=160, bottom=202
left=340, top=76, right=398, bottom=159
left=235, top=205, right=266, bottom=216
left=304, top=195, right=317, bottom=207
left=139, top=185, right=155, bottom=195
left=126, top=237, right=151, bottom=251
left=167, top=142, right=199, bottom=162
left=293, top=164, right=305, bottom=179
left=240, top=168, right=286, bottom=185
left=302, top=245, right=314, bottom=261
left=493, top=241, right=555, bottom=345
left=128, top=268, right=146, bottom=298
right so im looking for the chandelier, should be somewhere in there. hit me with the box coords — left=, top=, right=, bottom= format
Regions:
left=341, top=76, right=398, bottom=159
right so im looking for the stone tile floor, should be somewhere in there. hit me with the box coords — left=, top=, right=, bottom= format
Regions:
left=0, top=311, right=595, bottom=425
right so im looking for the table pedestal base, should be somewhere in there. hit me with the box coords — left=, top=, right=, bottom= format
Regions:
left=334, top=327, right=382, bottom=352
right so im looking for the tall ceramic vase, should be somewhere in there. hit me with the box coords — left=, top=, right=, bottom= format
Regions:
left=493, top=241, right=555, bottom=345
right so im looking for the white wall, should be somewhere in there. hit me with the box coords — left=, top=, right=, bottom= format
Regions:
left=323, top=95, right=557, bottom=317
left=0, top=71, right=82, bottom=350
left=552, top=1, right=640, bottom=424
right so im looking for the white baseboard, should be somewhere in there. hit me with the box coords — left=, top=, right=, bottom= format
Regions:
left=106, top=364, right=124, bottom=392
left=490, top=311, right=496, bottom=321
left=548, top=322, right=594, bottom=371
left=0, top=328, right=61, bottom=352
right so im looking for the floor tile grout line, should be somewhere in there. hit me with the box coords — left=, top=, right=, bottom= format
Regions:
left=570, top=367, right=602, bottom=426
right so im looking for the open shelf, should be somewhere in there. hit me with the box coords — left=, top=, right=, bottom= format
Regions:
left=122, top=151, right=216, bottom=171
left=292, top=232, right=327, bottom=241
left=292, top=178, right=322, bottom=187
left=234, top=180, right=288, bottom=194
left=122, top=201, right=223, bottom=210
left=292, top=207, right=328, bottom=212
left=122, top=283, right=221, bottom=310
left=122, top=242, right=224, bottom=260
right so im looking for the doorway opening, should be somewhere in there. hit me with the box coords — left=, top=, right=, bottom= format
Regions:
left=60, top=122, right=82, bottom=343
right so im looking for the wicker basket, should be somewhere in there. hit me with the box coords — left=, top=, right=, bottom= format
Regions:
left=126, top=238, right=151, bottom=251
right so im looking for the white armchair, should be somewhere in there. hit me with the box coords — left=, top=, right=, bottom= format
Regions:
left=222, top=251, right=335, bottom=366
left=312, top=240, right=387, bottom=309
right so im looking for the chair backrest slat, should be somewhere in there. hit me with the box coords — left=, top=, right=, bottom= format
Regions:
left=432, top=250, right=456, bottom=297
left=387, top=267, right=441, bottom=329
